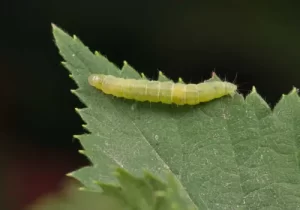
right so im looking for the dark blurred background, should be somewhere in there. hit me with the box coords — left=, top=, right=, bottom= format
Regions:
left=1, top=1, right=300, bottom=209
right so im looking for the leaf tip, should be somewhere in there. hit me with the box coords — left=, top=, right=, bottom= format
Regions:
left=78, top=150, right=85, bottom=155
left=66, top=172, right=73, bottom=177
left=291, top=87, right=299, bottom=94
left=251, top=86, right=257, bottom=94
left=178, top=77, right=184, bottom=83
left=51, top=23, right=57, bottom=29
left=51, top=24, right=64, bottom=37
left=141, top=72, right=147, bottom=79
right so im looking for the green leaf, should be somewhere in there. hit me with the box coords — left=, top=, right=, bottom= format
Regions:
left=53, top=24, right=300, bottom=209
left=97, top=168, right=195, bottom=210
left=27, top=182, right=123, bottom=210
left=28, top=169, right=194, bottom=210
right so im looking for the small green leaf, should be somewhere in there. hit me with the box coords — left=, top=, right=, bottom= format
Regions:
left=27, top=182, right=124, bottom=210
left=98, top=168, right=195, bottom=210
left=28, top=169, right=195, bottom=210
left=53, top=24, right=300, bottom=209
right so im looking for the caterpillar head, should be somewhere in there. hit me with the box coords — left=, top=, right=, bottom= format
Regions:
left=224, top=82, right=238, bottom=96
left=88, top=74, right=105, bottom=89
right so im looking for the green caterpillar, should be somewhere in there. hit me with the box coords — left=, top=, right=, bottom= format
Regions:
left=88, top=74, right=237, bottom=105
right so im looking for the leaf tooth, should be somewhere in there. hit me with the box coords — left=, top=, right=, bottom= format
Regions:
left=82, top=124, right=88, bottom=130
left=66, top=172, right=74, bottom=177
left=94, top=51, right=100, bottom=56
left=178, top=77, right=184, bottom=84
left=290, top=87, right=299, bottom=94
left=51, top=23, right=57, bottom=29
left=74, top=107, right=81, bottom=114
left=250, top=86, right=257, bottom=94
left=70, top=89, right=76, bottom=94
left=73, top=134, right=81, bottom=140
left=158, top=71, right=171, bottom=82
left=78, top=150, right=86, bottom=155
left=73, top=35, right=78, bottom=40
left=141, top=72, right=147, bottom=79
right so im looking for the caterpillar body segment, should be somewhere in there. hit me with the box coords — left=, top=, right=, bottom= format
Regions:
left=88, top=74, right=237, bottom=105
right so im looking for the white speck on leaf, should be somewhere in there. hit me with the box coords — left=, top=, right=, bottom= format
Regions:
left=131, top=103, right=137, bottom=111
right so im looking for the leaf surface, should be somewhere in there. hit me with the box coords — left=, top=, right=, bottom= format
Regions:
left=53, top=24, right=300, bottom=209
